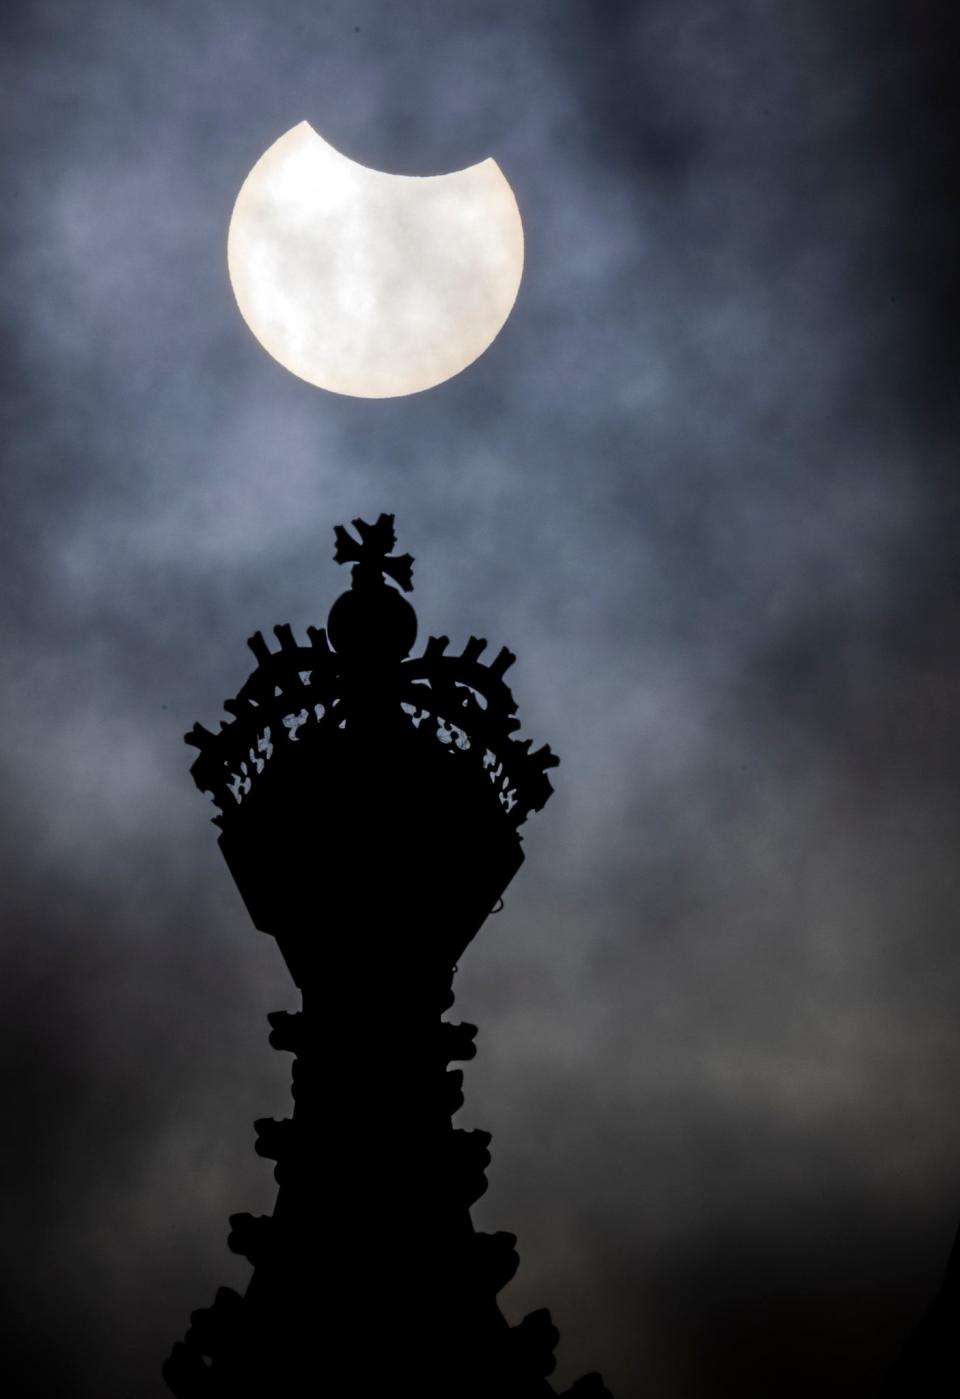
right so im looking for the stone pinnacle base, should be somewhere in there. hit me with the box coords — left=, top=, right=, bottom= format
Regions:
left=164, top=973, right=611, bottom=1398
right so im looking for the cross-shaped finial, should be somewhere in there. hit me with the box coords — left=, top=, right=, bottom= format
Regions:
left=333, top=514, right=414, bottom=592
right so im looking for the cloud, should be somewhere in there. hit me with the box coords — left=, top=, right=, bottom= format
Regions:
left=2, top=2, right=959, bottom=1395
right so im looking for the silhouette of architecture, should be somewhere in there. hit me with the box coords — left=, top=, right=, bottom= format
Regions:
left=164, top=515, right=611, bottom=1397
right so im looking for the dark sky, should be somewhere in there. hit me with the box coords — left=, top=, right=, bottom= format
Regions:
left=2, top=2, right=960, bottom=1395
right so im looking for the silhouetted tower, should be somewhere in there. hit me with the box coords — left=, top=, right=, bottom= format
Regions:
left=164, top=515, right=610, bottom=1397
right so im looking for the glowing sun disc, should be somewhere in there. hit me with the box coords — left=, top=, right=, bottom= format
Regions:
left=226, top=122, right=524, bottom=398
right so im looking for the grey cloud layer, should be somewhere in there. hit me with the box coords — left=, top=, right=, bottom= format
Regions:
left=2, top=2, right=958, bottom=1395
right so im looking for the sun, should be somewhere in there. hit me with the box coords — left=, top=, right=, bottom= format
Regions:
left=226, top=122, right=524, bottom=398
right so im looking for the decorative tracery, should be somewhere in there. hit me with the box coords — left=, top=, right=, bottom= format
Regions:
left=185, top=516, right=558, bottom=828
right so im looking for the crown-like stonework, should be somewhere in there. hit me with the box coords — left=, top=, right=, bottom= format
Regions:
left=183, top=516, right=559, bottom=979
left=185, top=514, right=558, bottom=831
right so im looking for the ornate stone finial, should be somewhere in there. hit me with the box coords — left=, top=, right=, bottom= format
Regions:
left=327, top=514, right=417, bottom=662
left=332, top=513, right=414, bottom=592
left=185, top=513, right=559, bottom=831
left=171, top=512, right=605, bottom=1397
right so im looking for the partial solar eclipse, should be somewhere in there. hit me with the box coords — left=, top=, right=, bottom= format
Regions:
left=226, top=122, right=524, bottom=398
